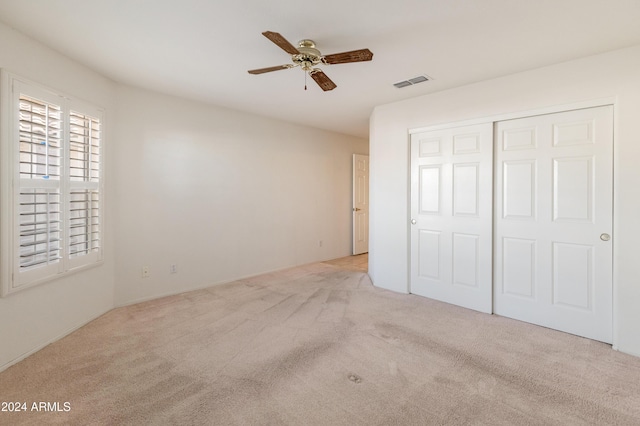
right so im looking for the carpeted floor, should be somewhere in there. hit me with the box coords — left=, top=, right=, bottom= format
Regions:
left=2, top=260, right=640, bottom=425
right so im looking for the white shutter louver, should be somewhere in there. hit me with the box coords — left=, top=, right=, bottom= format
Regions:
left=19, top=95, right=62, bottom=180
left=19, top=189, right=62, bottom=270
left=68, top=111, right=101, bottom=259
left=69, top=190, right=100, bottom=257
left=17, top=95, right=64, bottom=273
left=69, top=111, right=100, bottom=182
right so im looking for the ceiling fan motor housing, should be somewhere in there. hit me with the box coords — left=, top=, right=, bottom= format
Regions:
left=293, top=39, right=322, bottom=70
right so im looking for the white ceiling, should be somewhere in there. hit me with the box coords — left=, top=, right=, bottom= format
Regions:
left=1, top=0, right=640, bottom=138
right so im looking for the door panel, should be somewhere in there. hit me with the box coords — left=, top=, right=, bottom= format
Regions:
left=453, top=163, right=479, bottom=216
left=494, top=106, right=613, bottom=343
left=452, top=233, right=479, bottom=287
left=553, top=157, right=592, bottom=222
left=353, top=154, right=369, bottom=255
left=419, top=165, right=441, bottom=214
left=503, top=160, right=536, bottom=219
left=410, top=123, right=493, bottom=313
left=502, top=237, right=536, bottom=298
left=552, top=242, right=593, bottom=309
left=418, top=230, right=440, bottom=279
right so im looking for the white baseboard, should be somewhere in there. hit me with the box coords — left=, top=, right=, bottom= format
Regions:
left=115, top=259, right=346, bottom=308
left=0, top=308, right=111, bottom=373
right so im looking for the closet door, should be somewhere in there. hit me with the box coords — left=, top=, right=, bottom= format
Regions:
left=494, top=106, right=613, bottom=343
left=410, top=123, right=493, bottom=313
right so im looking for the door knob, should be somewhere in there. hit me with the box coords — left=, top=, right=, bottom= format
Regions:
left=600, top=233, right=611, bottom=241
left=353, top=207, right=361, bottom=212
left=411, top=219, right=417, bottom=225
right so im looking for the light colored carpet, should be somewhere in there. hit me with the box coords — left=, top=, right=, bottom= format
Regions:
left=2, top=261, right=640, bottom=425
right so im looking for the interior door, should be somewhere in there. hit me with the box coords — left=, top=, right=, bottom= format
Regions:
left=353, top=154, right=369, bottom=255
left=410, top=123, right=493, bottom=313
left=494, top=106, right=613, bottom=343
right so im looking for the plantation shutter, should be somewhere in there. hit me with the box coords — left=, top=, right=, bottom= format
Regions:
left=16, top=93, right=65, bottom=281
left=4, top=75, right=105, bottom=295
left=68, top=111, right=101, bottom=263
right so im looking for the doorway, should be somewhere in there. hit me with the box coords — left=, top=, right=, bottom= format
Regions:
left=353, top=154, right=369, bottom=255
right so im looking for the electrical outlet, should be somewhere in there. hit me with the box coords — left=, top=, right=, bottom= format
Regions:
left=170, top=264, right=177, bottom=274
left=142, top=266, right=150, bottom=278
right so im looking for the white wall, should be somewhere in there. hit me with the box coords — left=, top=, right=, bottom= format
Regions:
left=0, top=22, right=367, bottom=370
left=369, top=45, right=640, bottom=357
left=0, top=22, right=117, bottom=370
left=113, top=86, right=368, bottom=305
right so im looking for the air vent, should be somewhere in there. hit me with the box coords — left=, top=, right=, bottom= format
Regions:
left=393, top=81, right=412, bottom=88
left=393, top=75, right=430, bottom=88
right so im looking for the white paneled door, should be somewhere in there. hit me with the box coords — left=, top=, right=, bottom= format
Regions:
left=353, top=154, right=369, bottom=255
left=410, top=123, right=494, bottom=313
left=494, top=106, right=613, bottom=343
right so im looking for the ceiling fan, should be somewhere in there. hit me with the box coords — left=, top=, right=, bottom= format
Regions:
left=248, top=31, right=373, bottom=91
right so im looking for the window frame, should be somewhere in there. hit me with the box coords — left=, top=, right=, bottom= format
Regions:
left=1, top=71, right=105, bottom=296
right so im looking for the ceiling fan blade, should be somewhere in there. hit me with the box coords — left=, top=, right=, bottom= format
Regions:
left=323, top=48, right=373, bottom=64
left=310, top=70, right=337, bottom=91
left=248, top=65, right=291, bottom=74
left=262, top=31, right=300, bottom=55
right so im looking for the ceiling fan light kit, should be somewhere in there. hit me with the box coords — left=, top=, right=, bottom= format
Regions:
left=248, top=31, right=373, bottom=91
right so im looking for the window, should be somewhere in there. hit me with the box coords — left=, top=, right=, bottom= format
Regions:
left=1, top=72, right=104, bottom=296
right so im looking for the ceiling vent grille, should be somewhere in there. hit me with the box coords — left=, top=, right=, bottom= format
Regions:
left=393, top=75, right=430, bottom=88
